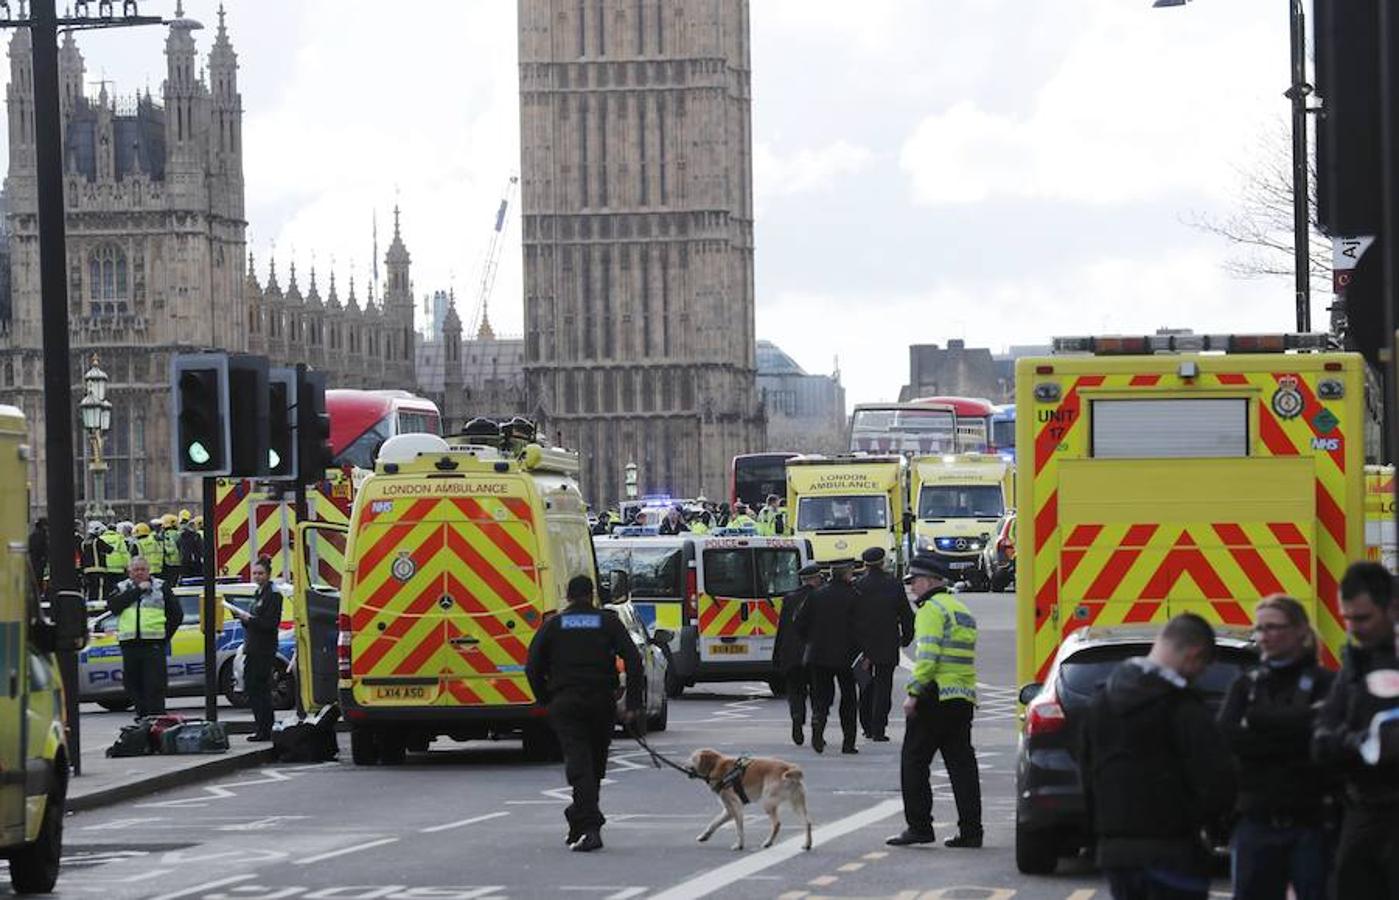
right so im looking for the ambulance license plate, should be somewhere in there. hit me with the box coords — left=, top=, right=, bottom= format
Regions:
left=372, top=685, right=428, bottom=701
left=709, top=643, right=749, bottom=656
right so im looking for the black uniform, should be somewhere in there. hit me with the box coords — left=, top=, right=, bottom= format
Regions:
left=1079, top=658, right=1235, bottom=899
left=107, top=578, right=184, bottom=717
left=1217, top=652, right=1335, bottom=900
left=795, top=577, right=862, bottom=751
left=526, top=602, right=644, bottom=840
left=1313, top=642, right=1399, bottom=900
left=177, top=527, right=203, bottom=576
left=242, top=582, right=285, bottom=739
left=854, top=566, right=914, bottom=740
left=772, top=583, right=814, bottom=728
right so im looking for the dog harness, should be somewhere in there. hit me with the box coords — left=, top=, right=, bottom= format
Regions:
left=713, top=755, right=752, bottom=805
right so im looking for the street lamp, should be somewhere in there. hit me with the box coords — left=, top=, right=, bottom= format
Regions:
left=1153, top=0, right=1314, bottom=332
left=79, top=356, right=113, bottom=521
left=624, top=461, right=639, bottom=499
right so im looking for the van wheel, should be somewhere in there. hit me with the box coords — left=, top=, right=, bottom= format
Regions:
left=97, top=698, right=133, bottom=712
left=350, top=725, right=380, bottom=766
left=379, top=731, right=407, bottom=766
left=9, top=770, right=65, bottom=894
left=664, top=670, right=685, bottom=699
left=989, top=568, right=1012, bottom=593
left=647, top=695, right=669, bottom=733
left=219, top=660, right=247, bottom=709
left=1015, top=824, right=1059, bottom=875
left=522, top=725, right=560, bottom=762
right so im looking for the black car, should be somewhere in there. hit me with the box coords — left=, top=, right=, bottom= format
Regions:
left=1014, top=626, right=1257, bottom=875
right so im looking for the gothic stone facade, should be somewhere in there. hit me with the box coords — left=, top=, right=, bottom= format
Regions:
left=1, top=11, right=415, bottom=523
left=518, top=0, right=765, bottom=506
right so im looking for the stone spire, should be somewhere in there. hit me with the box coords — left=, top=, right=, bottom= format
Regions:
left=328, top=270, right=340, bottom=310
left=245, top=251, right=261, bottom=292
left=264, top=254, right=281, bottom=298
left=312, top=266, right=329, bottom=308
left=285, top=260, right=303, bottom=304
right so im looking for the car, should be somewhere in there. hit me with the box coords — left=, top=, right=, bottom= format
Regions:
left=608, top=597, right=671, bottom=732
left=80, top=582, right=297, bottom=712
left=979, top=510, right=1016, bottom=592
left=1013, top=626, right=1257, bottom=875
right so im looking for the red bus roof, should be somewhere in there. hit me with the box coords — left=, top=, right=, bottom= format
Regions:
left=910, top=396, right=996, bottom=417
left=326, top=389, right=437, bottom=456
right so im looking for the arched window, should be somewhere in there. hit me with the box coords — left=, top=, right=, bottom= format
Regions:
left=87, top=244, right=129, bottom=316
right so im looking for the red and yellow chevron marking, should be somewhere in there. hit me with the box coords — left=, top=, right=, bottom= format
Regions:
left=214, top=481, right=292, bottom=581
left=698, top=593, right=780, bottom=638
left=1022, top=362, right=1361, bottom=684
left=348, top=495, right=542, bottom=708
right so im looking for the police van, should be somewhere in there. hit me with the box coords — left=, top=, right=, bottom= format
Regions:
left=594, top=530, right=812, bottom=696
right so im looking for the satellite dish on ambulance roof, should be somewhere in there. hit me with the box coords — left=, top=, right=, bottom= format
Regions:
left=377, top=433, right=450, bottom=465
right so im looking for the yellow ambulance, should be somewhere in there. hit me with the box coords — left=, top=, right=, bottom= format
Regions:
left=910, top=453, right=1012, bottom=589
left=1016, top=333, right=1365, bottom=689
left=786, top=454, right=908, bottom=572
left=1365, top=464, right=1395, bottom=572
left=2, top=405, right=84, bottom=893
left=291, top=421, right=600, bottom=764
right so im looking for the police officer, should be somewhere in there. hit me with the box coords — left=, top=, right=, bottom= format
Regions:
left=796, top=559, right=863, bottom=754
left=888, top=555, right=983, bottom=848
left=177, top=514, right=203, bottom=578
left=159, top=514, right=183, bottom=584
left=98, top=522, right=131, bottom=601
left=526, top=575, right=644, bottom=852
left=233, top=557, right=284, bottom=741
left=855, top=547, right=914, bottom=742
left=107, top=556, right=183, bottom=717
left=1314, top=561, right=1399, bottom=899
left=774, top=563, right=823, bottom=746
left=133, top=523, right=163, bottom=576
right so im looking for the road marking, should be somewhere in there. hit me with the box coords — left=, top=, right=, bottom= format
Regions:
left=557, top=889, right=647, bottom=900
left=1066, top=892, right=1097, bottom=900
left=808, top=875, right=839, bottom=886
left=605, top=890, right=647, bottom=900
left=78, top=816, right=165, bottom=830
left=777, top=893, right=810, bottom=900
left=862, top=851, right=888, bottom=860
left=836, top=862, right=864, bottom=872
left=148, top=873, right=255, bottom=900
left=420, top=811, right=511, bottom=833
left=292, top=837, right=399, bottom=866
left=647, top=798, right=904, bottom=900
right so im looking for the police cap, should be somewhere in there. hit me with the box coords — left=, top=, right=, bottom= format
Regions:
left=861, top=546, right=886, bottom=565
left=829, top=558, right=857, bottom=572
left=798, top=563, right=824, bottom=579
left=904, top=554, right=955, bottom=583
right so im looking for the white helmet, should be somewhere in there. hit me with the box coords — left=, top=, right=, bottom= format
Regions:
left=117, top=521, right=133, bottom=536
left=87, top=521, right=104, bottom=536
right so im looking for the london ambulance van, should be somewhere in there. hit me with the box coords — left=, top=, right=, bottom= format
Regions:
left=786, top=455, right=909, bottom=574
left=910, top=453, right=1011, bottom=589
left=1365, top=464, right=1396, bottom=572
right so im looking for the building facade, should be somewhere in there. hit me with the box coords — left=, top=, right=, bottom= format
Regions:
left=417, top=300, right=529, bottom=434
left=0, top=9, right=415, bottom=522
left=518, top=0, right=765, bottom=506
left=756, top=340, right=845, bottom=455
left=899, top=340, right=1011, bottom=404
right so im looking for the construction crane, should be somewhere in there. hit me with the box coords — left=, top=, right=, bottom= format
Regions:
left=468, top=175, right=519, bottom=339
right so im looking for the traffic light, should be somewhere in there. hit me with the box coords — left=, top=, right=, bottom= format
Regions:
left=228, top=355, right=269, bottom=478
left=172, top=354, right=230, bottom=476
left=296, top=367, right=332, bottom=485
left=1315, top=0, right=1383, bottom=237
left=267, top=368, right=297, bottom=480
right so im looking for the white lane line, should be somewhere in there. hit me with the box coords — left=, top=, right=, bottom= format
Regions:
left=606, top=890, right=647, bottom=900
left=836, top=862, right=864, bottom=872
left=292, top=836, right=399, bottom=866
left=647, top=798, right=904, bottom=900
left=149, top=873, right=256, bottom=900
left=1066, top=892, right=1098, bottom=900
left=420, top=811, right=511, bottom=833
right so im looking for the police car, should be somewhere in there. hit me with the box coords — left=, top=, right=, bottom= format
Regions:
left=608, top=597, right=671, bottom=731
left=79, top=582, right=296, bottom=712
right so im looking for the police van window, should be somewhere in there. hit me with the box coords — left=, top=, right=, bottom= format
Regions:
left=796, top=496, right=889, bottom=532
left=626, top=547, right=683, bottom=597
left=755, top=549, right=801, bottom=596
left=703, top=549, right=755, bottom=597
left=1090, top=398, right=1249, bottom=459
left=917, top=485, right=1003, bottom=519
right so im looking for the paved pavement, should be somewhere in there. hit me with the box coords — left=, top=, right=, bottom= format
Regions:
left=3, top=592, right=1231, bottom=898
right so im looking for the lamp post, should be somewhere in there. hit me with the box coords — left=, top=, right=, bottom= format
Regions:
left=624, top=461, right=639, bottom=500
left=1152, top=0, right=1313, bottom=331
left=79, top=356, right=113, bottom=521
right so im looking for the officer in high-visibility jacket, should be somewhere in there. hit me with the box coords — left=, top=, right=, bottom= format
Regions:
left=106, top=556, right=183, bottom=717
left=133, top=523, right=163, bottom=576
left=887, top=554, right=983, bottom=849
left=159, top=514, right=183, bottom=584
left=97, top=523, right=131, bottom=601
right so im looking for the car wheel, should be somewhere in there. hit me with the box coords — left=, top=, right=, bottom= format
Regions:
left=350, top=725, right=379, bottom=766
left=1015, top=824, right=1059, bottom=875
left=664, top=669, right=685, bottom=699
left=96, top=697, right=133, bottom=712
left=218, top=660, right=248, bottom=709
left=989, top=568, right=1012, bottom=593
left=8, top=769, right=65, bottom=894
left=647, top=694, right=669, bottom=732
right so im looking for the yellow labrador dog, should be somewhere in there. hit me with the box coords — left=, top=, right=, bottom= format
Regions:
left=689, top=748, right=813, bottom=851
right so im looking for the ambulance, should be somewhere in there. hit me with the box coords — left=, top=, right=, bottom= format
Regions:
left=289, top=419, right=600, bottom=764
left=786, top=455, right=909, bottom=573
left=1365, top=464, right=1396, bottom=572
left=1016, top=333, right=1365, bottom=690
left=1, top=405, right=84, bottom=893
left=910, top=453, right=1012, bottom=589
left=593, top=530, right=812, bottom=696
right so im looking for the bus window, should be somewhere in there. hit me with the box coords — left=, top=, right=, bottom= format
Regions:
left=397, top=410, right=441, bottom=437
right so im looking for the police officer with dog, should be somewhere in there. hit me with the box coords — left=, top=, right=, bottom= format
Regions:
left=526, top=574, right=644, bottom=853
left=774, top=562, right=824, bottom=746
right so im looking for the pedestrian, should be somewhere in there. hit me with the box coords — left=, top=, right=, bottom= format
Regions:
left=854, top=547, right=914, bottom=743
left=27, top=517, right=47, bottom=589
left=658, top=506, right=689, bottom=535
left=888, top=554, right=983, bottom=848
left=525, top=574, right=644, bottom=852
left=774, top=563, right=823, bottom=746
left=232, top=557, right=284, bottom=742
left=1078, top=613, right=1234, bottom=900
left=1217, top=594, right=1335, bottom=900
left=758, top=494, right=781, bottom=535
left=796, top=558, right=862, bottom=754
left=1313, top=560, right=1399, bottom=899
left=106, top=556, right=183, bottom=718
left=80, top=521, right=103, bottom=609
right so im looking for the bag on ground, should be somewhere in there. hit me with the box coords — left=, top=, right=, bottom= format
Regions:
left=105, top=720, right=153, bottom=757
left=158, top=720, right=230, bottom=754
left=272, top=706, right=340, bottom=763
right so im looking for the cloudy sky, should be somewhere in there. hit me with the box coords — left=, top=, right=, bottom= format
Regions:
left=9, top=0, right=1307, bottom=408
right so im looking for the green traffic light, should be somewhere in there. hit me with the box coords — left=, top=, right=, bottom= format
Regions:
left=188, top=442, right=210, bottom=465
left=269, top=448, right=281, bottom=469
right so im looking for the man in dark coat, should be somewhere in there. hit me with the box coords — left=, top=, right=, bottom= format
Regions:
left=773, top=563, right=823, bottom=746
left=795, top=559, right=862, bottom=754
left=1079, top=613, right=1235, bottom=900
left=854, top=546, right=914, bottom=742
left=233, top=557, right=285, bottom=741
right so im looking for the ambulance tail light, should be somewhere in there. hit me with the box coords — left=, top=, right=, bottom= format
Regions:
left=1024, top=682, right=1067, bottom=736
left=337, top=613, right=353, bottom=679
left=684, top=568, right=699, bottom=622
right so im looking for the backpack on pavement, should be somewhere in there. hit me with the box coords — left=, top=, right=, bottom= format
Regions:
left=272, top=706, right=340, bottom=763
left=145, top=714, right=186, bottom=750
left=158, top=720, right=230, bottom=754
left=105, top=720, right=153, bottom=757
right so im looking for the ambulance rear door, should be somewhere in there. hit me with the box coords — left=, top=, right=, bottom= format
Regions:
left=291, top=522, right=348, bottom=714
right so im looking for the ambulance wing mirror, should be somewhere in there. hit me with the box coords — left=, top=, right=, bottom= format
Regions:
left=1018, top=682, right=1043, bottom=705
left=48, top=588, right=89, bottom=652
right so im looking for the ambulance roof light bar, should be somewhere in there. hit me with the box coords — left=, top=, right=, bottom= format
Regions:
left=1051, top=333, right=1333, bottom=356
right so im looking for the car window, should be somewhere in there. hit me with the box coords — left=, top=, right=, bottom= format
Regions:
left=1058, top=644, right=1256, bottom=708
